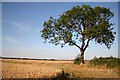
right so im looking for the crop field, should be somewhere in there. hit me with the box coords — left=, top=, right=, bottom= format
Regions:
left=1, top=58, right=119, bottom=79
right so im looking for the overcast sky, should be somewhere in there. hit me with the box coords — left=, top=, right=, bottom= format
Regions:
left=2, top=2, right=118, bottom=60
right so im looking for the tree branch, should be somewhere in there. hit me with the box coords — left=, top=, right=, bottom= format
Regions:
left=81, top=36, right=85, bottom=49
left=71, top=41, right=81, bottom=49
left=83, top=38, right=90, bottom=51
left=81, top=30, right=85, bottom=50
left=74, top=43, right=81, bottom=49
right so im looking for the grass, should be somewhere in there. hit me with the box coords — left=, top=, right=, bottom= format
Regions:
left=1, top=58, right=119, bottom=78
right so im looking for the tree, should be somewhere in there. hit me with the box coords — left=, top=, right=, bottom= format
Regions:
left=41, top=4, right=116, bottom=64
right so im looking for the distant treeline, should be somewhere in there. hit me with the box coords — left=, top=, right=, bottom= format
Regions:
left=0, top=56, right=73, bottom=61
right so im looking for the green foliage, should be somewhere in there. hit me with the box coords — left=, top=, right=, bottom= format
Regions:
left=41, top=4, right=115, bottom=49
left=41, top=4, right=116, bottom=64
left=89, top=56, right=120, bottom=68
left=74, top=59, right=81, bottom=65
left=74, top=54, right=82, bottom=64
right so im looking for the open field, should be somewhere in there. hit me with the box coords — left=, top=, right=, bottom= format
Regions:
left=1, top=58, right=119, bottom=78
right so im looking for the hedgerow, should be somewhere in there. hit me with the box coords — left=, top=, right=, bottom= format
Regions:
left=88, top=56, right=120, bottom=68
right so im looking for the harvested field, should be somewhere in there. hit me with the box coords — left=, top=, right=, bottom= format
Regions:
left=1, top=58, right=119, bottom=78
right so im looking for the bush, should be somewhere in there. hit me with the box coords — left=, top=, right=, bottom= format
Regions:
left=89, top=56, right=120, bottom=68
left=74, top=54, right=82, bottom=64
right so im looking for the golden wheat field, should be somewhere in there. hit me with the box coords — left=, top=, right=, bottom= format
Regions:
left=1, top=58, right=119, bottom=78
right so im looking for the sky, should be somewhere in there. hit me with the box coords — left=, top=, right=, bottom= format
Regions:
left=1, top=0, right=120, bottom=2
left=2, top=2, right=118, bottom=60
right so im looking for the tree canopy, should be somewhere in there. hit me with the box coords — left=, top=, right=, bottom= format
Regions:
left=41, top=4, right=116, bottom=63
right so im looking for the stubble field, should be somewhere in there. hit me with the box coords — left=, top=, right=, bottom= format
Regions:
left=1, top=58, right=119, bottom=79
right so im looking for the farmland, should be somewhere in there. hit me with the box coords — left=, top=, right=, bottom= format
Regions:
left=1, top=58, right=119, bottom=79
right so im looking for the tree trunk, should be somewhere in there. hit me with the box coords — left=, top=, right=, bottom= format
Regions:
left=80, top=50, right=85, bottom=64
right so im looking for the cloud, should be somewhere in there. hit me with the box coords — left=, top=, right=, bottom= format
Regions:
left=3, top=20, right=28, bottom=31
left=5, top=36, right=22, bottom=44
